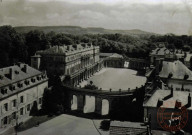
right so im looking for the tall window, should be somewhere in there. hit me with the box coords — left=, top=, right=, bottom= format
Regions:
left=13, top=99, right=16, bottom=107
left=39, top=98, right=42, bottom=104
left=3, top=116, right=7, bottom=125
left=12, top=112, right=16, bottom=119
left=27, top=104, right=30, bottom=111
left=20, top=108, right=24, bottom=115
left=4, top=103, right=8, bottom=111
left=20, top=96, right=24, bottom=103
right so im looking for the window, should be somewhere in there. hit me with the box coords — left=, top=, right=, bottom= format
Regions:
left=25, top=80, right=30, bottom=85
left=39, top=98, right=42, bottom=104
left=17, top=83, right=23, bottom=88
left=3, top=116, right=7, bottom=125
left=20, top=96, right=24, bottom=103
left=37, top=76, right=41, bottom=81
left=20, top=108, right=24, bottom=115
left=4, top=103, right=8, bottom=111
left=27, top=104, right=30, bottom=111
left=12, top=112, right=16, bottom=119
left=31, top=78, right=36, bottom=83
left=1, top=88, right=7, bottom=95
left=13, top=99, right=16, bottom=107
left=9, top=85, right=15, bottom=91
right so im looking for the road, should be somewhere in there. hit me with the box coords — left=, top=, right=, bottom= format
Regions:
left=18, top=114, right=105, bottom=135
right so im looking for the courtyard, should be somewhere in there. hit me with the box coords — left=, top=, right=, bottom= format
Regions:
left=18, top=114, right=108, bottom=135
left=80, top=68, right=147, bottom=91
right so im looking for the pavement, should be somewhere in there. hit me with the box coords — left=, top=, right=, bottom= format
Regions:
left=18, top=114, right=109, bottom=135
left=80, top=68, right=146, bottom=90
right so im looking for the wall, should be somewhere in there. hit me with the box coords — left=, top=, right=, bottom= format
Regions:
left=0, top=81, right=48, bottom=128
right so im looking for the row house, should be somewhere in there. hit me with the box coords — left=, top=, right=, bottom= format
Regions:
left=0, top=63, right=48, bottom=128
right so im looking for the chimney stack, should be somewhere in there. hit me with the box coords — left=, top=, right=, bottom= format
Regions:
left=188, top=93, right=191, bottom=107
left=67, top=45, right=73, bottom=51
left=171, top=85, right=173, bottom=97
left=9, top=68, right=14, bottom=80
left=155, top=59, right=160, bottom=75
left=157, top=98, right=163, bottom=107
left=22, top=64, right=27, bottom=73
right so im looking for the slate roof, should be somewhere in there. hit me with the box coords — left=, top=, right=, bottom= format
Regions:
left=151, top=47, right=170, bottom=56
left=159, top=60, right=192, bottom=80
left=143, top=90, right=192, bottom=110
left=37, top=44, right=95, bottom=54
left=100, top=53, right=123, bottom=58
left=0, top=63, right=42, bottom=87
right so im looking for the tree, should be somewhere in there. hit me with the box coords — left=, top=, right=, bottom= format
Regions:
left=26, top=30, right=51, bottom=62
left=0, top=25, right=28, bottom=66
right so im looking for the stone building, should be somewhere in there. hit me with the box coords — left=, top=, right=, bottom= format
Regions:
left=31, top=43, right=102, bottom=86
left=156, top=60, right=192, bottom=92
left=150, top=47, right=170, bottom=65
left=100, top=53, right=124, bottom=68
left=0, top=63, right=48, bottom=128
left=143, top=89, right=192, bottom=133
left=128, top=58, right=149, bottom=71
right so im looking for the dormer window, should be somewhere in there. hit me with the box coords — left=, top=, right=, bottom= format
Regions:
left=37, top=76, right=41, bottom=81
left=42, top=74, right=46, bottom=79
left=1, top=88, right=7, bottom=95
left=184, top=74, right=189, bottom=80
left=9, top=85, right=15, bottom=91
left=17, top=82, right=23, bottom=88
left=31, top=78, right=36, bottom=83
left=24, top=80, right=30, bottom=85
left=15, top=70, right=19, bottom=74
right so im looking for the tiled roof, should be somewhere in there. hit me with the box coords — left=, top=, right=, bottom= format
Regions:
left=151, top=47, right=170, bottom=55
left=0, top=63, right=42, bottom=87
left=143, top=90, right=192, bottom=110
left=100, top=53, right=123, bottom=58
left=159, top=60, right=192, bottom=80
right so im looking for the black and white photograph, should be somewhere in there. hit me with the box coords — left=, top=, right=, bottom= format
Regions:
left=0, top=0, right=192, bottom=134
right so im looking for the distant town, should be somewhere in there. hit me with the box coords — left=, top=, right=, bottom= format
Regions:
left=0, top=25, right=192, bottom=135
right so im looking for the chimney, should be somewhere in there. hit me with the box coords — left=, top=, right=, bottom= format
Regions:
left=188, top=93, right=191, bottom=107
left=9, top=68, right=14, bottom=80
left=175, top=99, right=182, bottom=109
left=22, top=64, right=28, bottom=73
left=157, top=98, right=163, bottom=107
left=171, top=85, right=173, bottom=97
left=155, top=59, right=160, bottom=75
left=67, top=45, right=72, bottom=51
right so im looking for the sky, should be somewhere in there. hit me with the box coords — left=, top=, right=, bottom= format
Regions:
left=0, top=0, right=192, bottom=35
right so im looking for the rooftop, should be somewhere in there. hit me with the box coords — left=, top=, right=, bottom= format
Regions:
left=143, top=90, right=192, bottom=110
left=0, top=63, right=42, bottom=88
left=37, top=43, right=98, bottom=55
left=151, top=47, right=170, bottom=56
left=100, top=53, right=123, bottom=58
left=159, top=60, right=192, bottom=80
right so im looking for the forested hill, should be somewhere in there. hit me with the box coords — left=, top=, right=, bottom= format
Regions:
left=14, top=26, right=157, bottom=37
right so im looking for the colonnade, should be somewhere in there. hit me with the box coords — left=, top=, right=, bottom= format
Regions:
left=70, top=94, right=111, bottom=115
left=71, top=62, right=104, bottom=86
